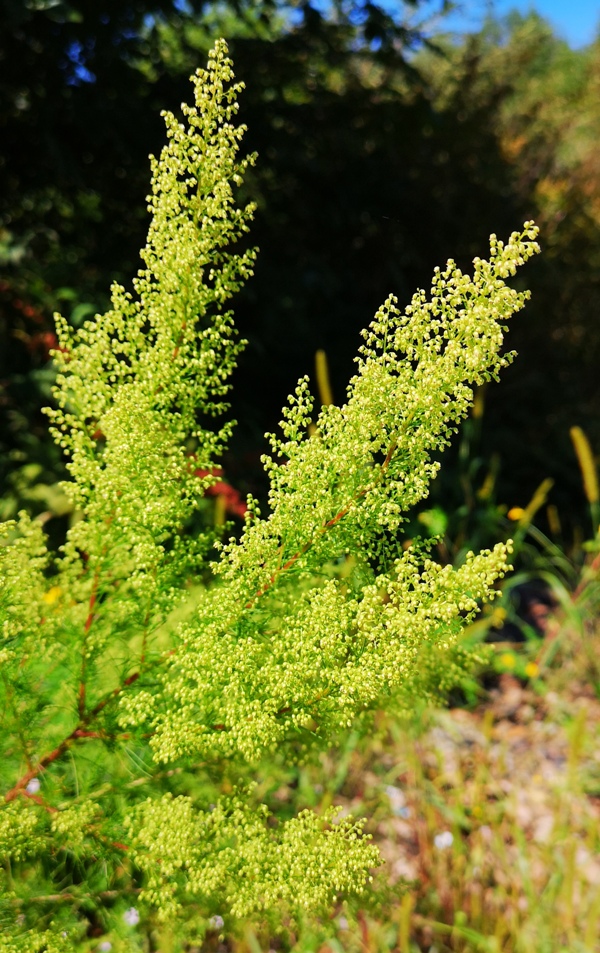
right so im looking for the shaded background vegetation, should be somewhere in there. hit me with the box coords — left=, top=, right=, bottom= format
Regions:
left=2, top=0, right=599, bottom=545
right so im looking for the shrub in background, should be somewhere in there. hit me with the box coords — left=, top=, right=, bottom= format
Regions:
left=0, top=40, right=539, bottom=952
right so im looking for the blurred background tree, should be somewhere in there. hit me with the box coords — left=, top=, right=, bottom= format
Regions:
left=417, top=12, right=600, bottom=540
left=1, top=0, right=598, bottom=544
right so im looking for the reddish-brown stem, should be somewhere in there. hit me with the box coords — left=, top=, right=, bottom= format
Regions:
left=357, top=911, right=371, bottom=952
left=246, top=436, right=398, bottom=609
left=247, top=501, right=354, bottom=606
left=88, top=669, right=141, bottom=720
left=5, top=735, right=75, bottom=803
left=22, top=791, right=58, bottom=813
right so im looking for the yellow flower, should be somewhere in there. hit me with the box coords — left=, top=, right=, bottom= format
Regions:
left=499, top=652, right=516, bottom=669
left=42, top=586, right=62, bottom=605
left=507, top=506, right=525, bottom=521
left=524, top=661, right=539, bottom=678
left=490, top=606, right=506, bottom=627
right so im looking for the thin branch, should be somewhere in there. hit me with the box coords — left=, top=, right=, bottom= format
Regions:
left=21, top=790, right=58, bottom=814
left=3, top=707, right=137, bottom=804
left=79, top=567, right=100, bottom=718
left=0, top=670, right=35, bottom=772
left=246, top=436, right=399, bottom=608
left=9, top=887, right=142, bottom=906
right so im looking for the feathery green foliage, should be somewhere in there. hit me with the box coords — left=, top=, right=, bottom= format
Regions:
left=0, top=39, right=540, bottom=950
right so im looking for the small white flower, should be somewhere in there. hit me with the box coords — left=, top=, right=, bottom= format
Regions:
left=123, top=907, right=140, bottom=926
left=26, top=778, right=41, bottom=794
left=433, top=830, right=454, bottom=849
left=385, top=785, right=409, bottom=816
left=209, top=914, right=224, bottom=929
left=338, top=916, right=349, bottom=930
left=98, top=943, right=112, bottom=952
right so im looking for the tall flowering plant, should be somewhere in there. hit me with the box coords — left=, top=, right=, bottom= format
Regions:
left=0, top=40, right=539, bottom=952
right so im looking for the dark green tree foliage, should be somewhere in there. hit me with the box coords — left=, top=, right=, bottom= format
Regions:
left=0, top=0, right=439, bottom=303
left=1, top=0, right=196, bottom=508
left=419, top=14, right=600, bottom=522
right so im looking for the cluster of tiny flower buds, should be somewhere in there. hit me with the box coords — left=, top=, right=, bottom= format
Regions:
left=141, top=225, right=536, bottom=769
